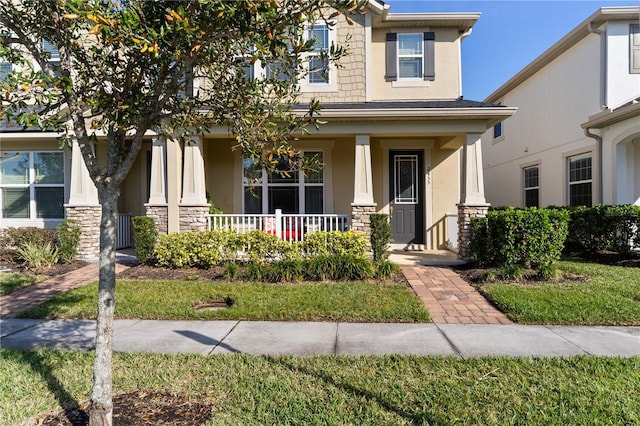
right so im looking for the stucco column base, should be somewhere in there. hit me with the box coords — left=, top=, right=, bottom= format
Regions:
left=64, top=204, right=101, bottom=261
left=144, top=204, right=168, bottom=235
left=457, top=203, right=490, bottom=261
left=179, top=205, right=210, bottom=233
left=351, top=203, right=377, bottom=239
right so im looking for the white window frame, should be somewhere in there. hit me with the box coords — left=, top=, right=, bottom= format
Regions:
left=567, top=153, right=593, bottom=207
left=523, top=165, right=539, bottom=208
left=242, top=150, right=326, bottom=214
left=299, top=21, right=337, bottom=92
left=41, top=40, right=61, bottom=76
left=397, top=33, right=423, bottom=81
left=0, top=150, right=66, bottom=222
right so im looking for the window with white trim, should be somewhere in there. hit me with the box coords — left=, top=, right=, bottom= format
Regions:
left=42, top=40, right=61, bottom=76
left=307, top=23, right=330, bottom=84
left=385, top=31, right=435, bottom=82
left=567, top=154, right=592, bottom=207
left=243, top=151, right=324, bottom=214
left=631, top=24, right=640, bottom=74
left=0, top=57, right=10, bottom=81
left=398, top=33, right=423, bottom=79
left=523, top=165, right=539, bottom=208
left=0, top=151, right=65, bottom=219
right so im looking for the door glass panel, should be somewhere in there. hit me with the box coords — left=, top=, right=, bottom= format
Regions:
left=268, top=187, right=299, bottom=213
left=394, top=155, right=418, bottom=204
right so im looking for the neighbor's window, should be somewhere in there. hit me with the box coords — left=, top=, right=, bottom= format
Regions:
left=0, top=58, right=10, bottom=81
left=493, top=122, right=503, bottom=139
left=568, top=154, right=592, bottom=207
left=42, top=40, right=61, bottom=76
left=0, top=151, right=64, bottom=219
left=523, top=165, right=539, bottom=208
left=243, top=151, right=324, bottom=214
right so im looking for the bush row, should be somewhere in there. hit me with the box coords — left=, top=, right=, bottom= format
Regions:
left=150, top=229, right=370, bottom=269
left=0, top=220, right=81, bottom=268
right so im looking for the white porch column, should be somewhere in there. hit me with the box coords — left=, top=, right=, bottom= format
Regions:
left=67, top=139, right=98, bottom=206
left=353, top=135, right=375, bottom=205
left=65, top=139, right=100, bottom=261
left=351, top=135, right=376, bottom=236
left=144, top=137, right=169, bottom=234
left=460, top=133, right=487, bottom=205
left=457, top=133, right=490, bottom=261
left=180, top=135, right=209, bottom=232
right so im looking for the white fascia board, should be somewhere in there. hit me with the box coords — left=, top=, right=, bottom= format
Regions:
left=582, top=101, right=640, bottom=129
left=313, top=106, right=516, bottom=121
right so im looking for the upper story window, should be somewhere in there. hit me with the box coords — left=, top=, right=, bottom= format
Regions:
left=385, top=32, right=435, bottom=82
left=493, top=122, right=503, bottom=139
left=307, top=23, right=330, bottom=84
left=41, top=40, right=61, bottom=76
left=630, top=24, right=640, bottom=74
left=0, top=151, right=65, bottom=220
left=0, top=58, right=10, bottom=81
left=567, top=154, right=592, bottom=207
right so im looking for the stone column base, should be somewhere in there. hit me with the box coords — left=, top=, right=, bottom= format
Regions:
left=179, top=205, right=210, bottom=233
left=145, top=204, right=168, bottom=235
left=457, top=203, right=490, bottom=261
left=64, top=204, right=101, bottom=261
left=351, top=203, right=377, bottom=237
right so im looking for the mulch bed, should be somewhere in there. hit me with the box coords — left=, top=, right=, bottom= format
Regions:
left=29, top=391, right=214, bottom=426
left=0, top=260, right=89, bottom=277
left=117, top=264, right=227, bottom=281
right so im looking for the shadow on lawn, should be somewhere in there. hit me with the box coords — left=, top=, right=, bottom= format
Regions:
left=10, top=350, right=87, bottom=425
left=270, top=357, right=446, bottom=425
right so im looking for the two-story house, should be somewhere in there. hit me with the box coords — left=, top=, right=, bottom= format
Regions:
left=482, top=7, right=640, bottom=209
left=1, top=1, right=515, bottom=260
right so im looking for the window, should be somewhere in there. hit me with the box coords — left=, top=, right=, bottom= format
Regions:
left=0, top=151, right=65, bottom=219
left=243, top=151, right=324, bottom=214
left=0, top=58, right=10, bottom=81
left=631, top=24, right=640, bottom=74
left=42, top=40, right=61, bottom=76
left=307, top=23, right=330, bottom=84
left=568, top=154, right=592, bottom=207
left=523, top=166, right=539, bottom=208
left=385, top=32, right=435, bottom=82
left=493, top=122, right=503, bottom=139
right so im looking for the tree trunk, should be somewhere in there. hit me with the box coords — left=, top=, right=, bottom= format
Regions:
left=89, top=186, right=119, bottom=426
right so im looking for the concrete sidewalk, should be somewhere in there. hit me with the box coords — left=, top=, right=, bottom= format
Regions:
left=1, top=319, right=639, bottom=357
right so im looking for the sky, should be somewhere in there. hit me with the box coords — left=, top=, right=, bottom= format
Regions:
left=386, top=0, right=640, bottom=101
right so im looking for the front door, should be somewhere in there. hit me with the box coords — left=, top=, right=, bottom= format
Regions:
left=389, top=151, right=424, bottom=246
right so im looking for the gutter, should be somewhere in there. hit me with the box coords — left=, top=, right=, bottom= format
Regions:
left=584, top=127, right=603, bottom=205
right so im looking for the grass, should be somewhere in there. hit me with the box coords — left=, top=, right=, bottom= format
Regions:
left=478, top=260, right=640, bottom=325
left=18, top=279, right=430, bottom=323
left=0, top=272, right=48, bottom=295
left=2, top=349, right=639, bottom=425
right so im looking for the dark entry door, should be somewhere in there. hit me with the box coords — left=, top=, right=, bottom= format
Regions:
left=389, top=151, right=424, bottom=245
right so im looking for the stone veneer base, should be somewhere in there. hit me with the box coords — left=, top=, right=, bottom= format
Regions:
left=145, top=204, right=168, bottom=235
left=457, top=203, right=489, bottom=261
left=179, top=205, right=210, bottom=233
left=64, top=204, right=101, bottom=261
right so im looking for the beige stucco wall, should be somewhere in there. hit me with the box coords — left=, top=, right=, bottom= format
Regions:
left=203, top=139, right=236, bottom=214
left=118, top=141, right=151, bottom=216
left=371, top=27, right=462, bottom=101
left=482, top=33, right=602, bottom=208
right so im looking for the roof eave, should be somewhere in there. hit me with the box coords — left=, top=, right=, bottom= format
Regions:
left=581, top=102, right=640, bottom=129
left=485, top=6, right=640, bottom=103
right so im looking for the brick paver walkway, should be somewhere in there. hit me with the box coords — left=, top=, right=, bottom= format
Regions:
left=401, top=265, right=512, bottom=325
left=1, top=263, right=129, bottom=318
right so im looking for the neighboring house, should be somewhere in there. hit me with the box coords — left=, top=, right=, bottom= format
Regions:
left=0, top=1, right=515, bottom=260
left=482, top=7, right=640, bottom=209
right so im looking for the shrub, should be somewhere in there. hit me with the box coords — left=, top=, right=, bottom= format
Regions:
left=375, top=260, right=400, bottom=279
left=241, top=230, right=298, bottom=264
left=55, top=220, right=81, bottom=263
left=132, top=216, right=157, bottom=264
left=2, top=227, right=56, bottom=263
left=302, top=231, right=368, bottom=258
left=370, top=213, right=392, bottom=262
left=155, top=230, right=240, bottom=268
left=17, top=242, right=59, bottom=269
left=470, top=207, right=569, bottom=271
left=565, top=205, right=640, bottom=254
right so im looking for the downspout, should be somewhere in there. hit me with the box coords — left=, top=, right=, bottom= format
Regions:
left=584, top=127, right=603, bottom=205
left=586, top=22, right=606, bottom=205
left=587, top=22, right=607, bottom=109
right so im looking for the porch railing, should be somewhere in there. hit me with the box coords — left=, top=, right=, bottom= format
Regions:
left=116, top=213, right=132, bottom=249
left=206, top=209, right=351, bottom=242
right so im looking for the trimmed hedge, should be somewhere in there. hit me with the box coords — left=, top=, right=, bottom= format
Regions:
left=132, top=216, right=158, bottom=264
left=563, top=205, right=640, bottom=254
left=471, top=207, right=569, bottom=270
left=370, top=213, right=392, bottom=262
left=55, top=219, right=81, bottom=263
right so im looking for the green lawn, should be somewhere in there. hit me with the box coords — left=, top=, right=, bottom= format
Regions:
left=0, top=272, right=48, bottom=295
left=2, top=349, right=639, bottom=425
left=479, top=260, right=640, bottom=325
left=18, top=279, right=430, bottom=323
